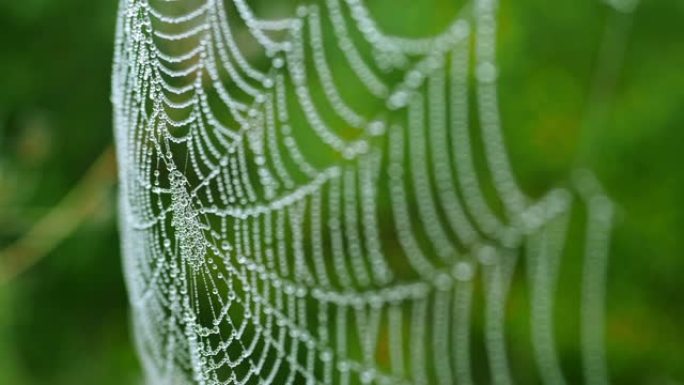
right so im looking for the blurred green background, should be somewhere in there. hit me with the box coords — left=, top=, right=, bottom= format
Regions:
left=0, top=0, right=682, bottom=384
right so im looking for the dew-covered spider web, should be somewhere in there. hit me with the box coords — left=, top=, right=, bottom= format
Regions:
left=112, top=0, right=616, bottom=384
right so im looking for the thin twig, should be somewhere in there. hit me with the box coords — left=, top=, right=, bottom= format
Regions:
left=0, top=146, right=117, bottom=284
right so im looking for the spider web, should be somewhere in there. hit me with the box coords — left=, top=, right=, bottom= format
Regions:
left=112, top=0, right=614, bottom=384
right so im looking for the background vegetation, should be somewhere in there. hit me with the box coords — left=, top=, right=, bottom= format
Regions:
left=0, top=0, right=682, bottom=384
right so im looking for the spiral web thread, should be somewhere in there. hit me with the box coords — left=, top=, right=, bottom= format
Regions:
left=112, top=0, right=614, bottom=384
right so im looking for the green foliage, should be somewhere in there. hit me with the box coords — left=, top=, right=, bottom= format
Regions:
left=0, top=0, right=682, bottom=384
